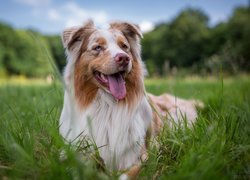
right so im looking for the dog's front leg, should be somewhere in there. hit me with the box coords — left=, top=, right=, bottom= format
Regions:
left=119, top=134, right=150, bottom=180
left=119, top=164, right=141, bottom=180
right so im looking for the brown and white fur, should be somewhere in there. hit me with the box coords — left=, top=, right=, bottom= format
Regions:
left=59, top=20, right=203, bottom=179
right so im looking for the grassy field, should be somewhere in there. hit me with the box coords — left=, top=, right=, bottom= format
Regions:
left=0, top=76, right=249, bottom=179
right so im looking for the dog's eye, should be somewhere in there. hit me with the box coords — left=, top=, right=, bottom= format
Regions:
left=93, top=45, right=103, bottom=52
left=75, top=37, right=82, bottom=42
left=122, top=44, right=129, bottom=50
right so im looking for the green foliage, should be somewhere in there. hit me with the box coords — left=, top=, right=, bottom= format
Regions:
left=0, top=6, right=249, bottom=77
left=0, top=84, right=109, bottom=179
left=0, top=23, right=53, bottom=77
left=0, top=23, right=18, bottom=76
left=227, top=7, right=250, bottom=71
left=142, top=24, right=170, bottom=75
left=45, top=35, right=66, bottom=72
left=167, top=9, right=209, bottom=67
left=0, top=77, right=249, bottom=179
left=145, top=59, right=158, bottom=76
left=142, top=6, right=250, bottom=76
left=141, top=77, right=250, bottom=179
left=142, top=8, right=210, bottom=75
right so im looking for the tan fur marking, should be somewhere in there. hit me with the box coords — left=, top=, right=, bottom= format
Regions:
left=74, top=56, right=98, bottom=108
left=67, top=20, right=95, bottom=51
left=79, top=32, right=95, bottom=54
left=110, top=22, right=142, bottom=38
left=74, top=49, right=113, bottom=108
left=126, top=164, right=141, bottom=179
left=122, top=55, right=144, bottom=108
left=96, top=37, right=107, bottom=46
left=116, top=35, right=129, bottom=50
left=147, top=93, right=165, bottom=135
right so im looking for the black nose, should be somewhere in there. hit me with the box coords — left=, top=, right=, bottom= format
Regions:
left=114, top=53, right=130, bottom=66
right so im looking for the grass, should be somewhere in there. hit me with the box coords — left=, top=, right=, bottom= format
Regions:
left=0, top=76, right=249, bottom=179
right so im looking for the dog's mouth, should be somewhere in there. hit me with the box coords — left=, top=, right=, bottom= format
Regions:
left=94, top=71, right=126, bottom=100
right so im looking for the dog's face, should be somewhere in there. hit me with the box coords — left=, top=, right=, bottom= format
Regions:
left=62, top=21, right=144, bottom=108
left=80, top=28, right=133, bottom=100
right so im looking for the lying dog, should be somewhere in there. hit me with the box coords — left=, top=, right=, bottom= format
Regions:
left=59, top=20, right=202, bottom=179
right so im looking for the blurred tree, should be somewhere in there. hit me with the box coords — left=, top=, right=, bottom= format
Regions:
left=227, top=7, right=250, bottom=71
left=0, top=22, right=19, bottom=76
left=203, top=7, right=250, bottom=74
left=0, top=22, right=53, bottom=77
left=45, top=35, right=66, bottom=72
left=165, top=8, right=210, bottom=68
left=13, top=30, right=53, bottom=77
left=142, top=6, right=250, bottom=75
left=204, top=22, right=229, bottom=57
left=142, top=8, right=210, bottom=75
left=0, top=44, right=6, bottom=76
left=1, top=6, right=249, bottom=77
left=142, top=24, right=169, bottom=74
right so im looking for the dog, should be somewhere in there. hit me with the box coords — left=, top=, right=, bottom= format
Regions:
left=59, top=20, right=203, bottom=179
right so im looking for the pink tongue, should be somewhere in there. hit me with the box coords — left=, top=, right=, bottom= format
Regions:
left=107, top=73, right=126, bottom=100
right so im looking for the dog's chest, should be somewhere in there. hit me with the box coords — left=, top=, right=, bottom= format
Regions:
left=78, top=96, right=151, bottom=170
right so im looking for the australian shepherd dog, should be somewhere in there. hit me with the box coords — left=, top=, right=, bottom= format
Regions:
left=59, top=20, right=203, bottom=179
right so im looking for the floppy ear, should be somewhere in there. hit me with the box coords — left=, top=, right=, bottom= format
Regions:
left=62, top=27, right=79, bottom=48
left=61, top=20, right=95, bottom=49
left=110, top=22, right=143, bottom=39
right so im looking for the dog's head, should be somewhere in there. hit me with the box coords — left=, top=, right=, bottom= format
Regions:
left=62, top=20, right=145, bottom=108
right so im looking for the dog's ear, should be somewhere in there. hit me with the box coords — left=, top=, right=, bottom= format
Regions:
left=62, top=27, right=79, bottom=48
left=61, top=20, right=95, bottom=49
left=110, top=22, right=143, bottom=61
left=110, top=22, right=143, bottom=40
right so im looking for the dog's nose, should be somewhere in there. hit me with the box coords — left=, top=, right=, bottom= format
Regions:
left=114, top=53, right=130, bottom=66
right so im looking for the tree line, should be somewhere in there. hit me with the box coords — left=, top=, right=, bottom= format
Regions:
left=142, top=6, right=250, bottom=76
left=0, top=6, right=249, bottom=78
left=0, top=23, right=65, bottom=77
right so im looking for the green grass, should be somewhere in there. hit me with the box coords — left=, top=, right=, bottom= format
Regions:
left=0, top=76, right=249, bottom=179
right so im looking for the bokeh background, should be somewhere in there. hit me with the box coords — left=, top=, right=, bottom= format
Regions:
left=0, top=1, right=250, bottom=179
left=0, top=0, right=249, bottom=78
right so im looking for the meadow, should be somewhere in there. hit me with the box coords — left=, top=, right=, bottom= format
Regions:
left=0, top=76, right=249, bottom=179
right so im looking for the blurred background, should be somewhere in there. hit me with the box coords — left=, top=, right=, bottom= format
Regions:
left=0, top=0, right=249, bottom=79
left=1, top=2, right=250, bottom=179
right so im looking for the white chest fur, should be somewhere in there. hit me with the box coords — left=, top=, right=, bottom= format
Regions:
left=59, top=90, right=152, bottom=170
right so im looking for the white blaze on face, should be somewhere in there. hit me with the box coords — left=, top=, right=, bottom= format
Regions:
left=88, top=29, right=128, bottom=58
left=105, top=30, right=127, bottom=58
